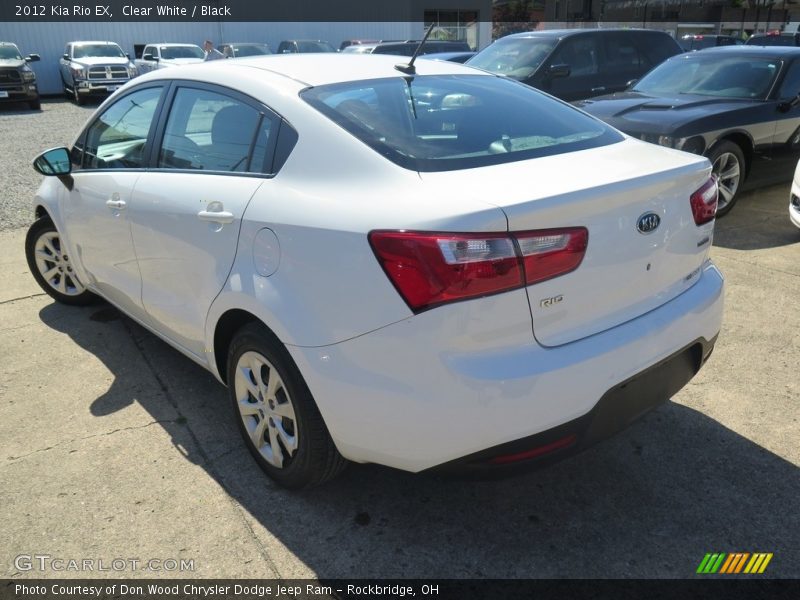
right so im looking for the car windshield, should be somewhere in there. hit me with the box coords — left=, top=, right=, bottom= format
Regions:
left=633, top=54, right=780, bottom=99
left=302, top=74, right=621, bottom=172
left=0, top=45, right=22, bottom=60
left=73, top=44, right=126, bottom=58
left=232, top=44, right=270, bottom=57
left=681, top=37, right=717, bottom=51
left=160, top=46, right=204, bottom=59
left=467, top=37, right=557, bottom=80
left=297, top=41, right=335, bottom=53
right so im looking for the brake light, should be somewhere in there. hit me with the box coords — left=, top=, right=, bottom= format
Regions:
left=369, top=228, right=588, bottom=312
left=690, top=176, right=718, bottom=225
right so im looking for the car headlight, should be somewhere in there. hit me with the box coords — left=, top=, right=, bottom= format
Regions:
left=21, top=66, right=36, bottom=82
left=70, top=65, right=87, bottom=79
left=127, top=64, right=137, bottom=77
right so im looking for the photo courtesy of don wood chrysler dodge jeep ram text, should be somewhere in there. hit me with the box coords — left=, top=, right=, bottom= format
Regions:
left=25, top=54, right=724, bottom=489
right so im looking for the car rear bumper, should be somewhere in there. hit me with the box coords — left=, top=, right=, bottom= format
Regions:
left=288, top=260, right=724, bottom=473
left=430, top=334, right=716, bottom=475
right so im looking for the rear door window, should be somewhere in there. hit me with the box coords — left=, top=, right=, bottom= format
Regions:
left=158, top=87, right=277, bottom=173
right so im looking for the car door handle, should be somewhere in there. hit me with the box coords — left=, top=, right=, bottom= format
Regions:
left=105, top=199, right=126, bottom=210
left=197, top=209, right=235, bottom=224
left=591, top=86, right=606, bottom=93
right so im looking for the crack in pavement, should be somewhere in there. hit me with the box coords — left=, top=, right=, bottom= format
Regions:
left=4, top=419, right=177, bottom=464
left=120, top=319, right=283, bottom=580
left=0, top=292, right=47, bottom=305
left=713, top=253, right=800, bottom=280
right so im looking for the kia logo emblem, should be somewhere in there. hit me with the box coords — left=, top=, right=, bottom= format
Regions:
left=637, top=212, right=661, bottom=234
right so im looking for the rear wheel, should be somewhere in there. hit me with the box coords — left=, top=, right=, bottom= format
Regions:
left=227, top=322, right=347, bottom=489
left=708, top=141, right=745, bottom=217
left=25, top=216, right=95, bottom=305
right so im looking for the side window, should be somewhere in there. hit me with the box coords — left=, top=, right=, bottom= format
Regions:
left=604, top=36, right=647, bottom=71
left=83, top=86, right=163, bottom=170
left=778, top=61, right=800, bottom=99
left=549, top=37, right=599, bottom=76
left=158, top=87, right=267, bottom=173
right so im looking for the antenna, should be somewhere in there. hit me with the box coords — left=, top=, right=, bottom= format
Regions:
left=394, top=22, right=436, bottom=75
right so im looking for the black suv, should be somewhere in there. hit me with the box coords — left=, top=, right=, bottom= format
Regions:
left=368, top=40, right=472, bottom=56
left=467, top=29, right=682, bottom=102
left=680, top=34, right=743, bottom=51
left=745, top=31, right=800, bottom=46
left=0, top=42, right=40, bottom=110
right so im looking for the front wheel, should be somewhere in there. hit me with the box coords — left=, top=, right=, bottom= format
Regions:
left=227, top=323, right=347, bottom=489
left=25, top=216, right=95, bottom=305
left=72, top=84, right=85, bottom=106
left=708, top=141, right=745, bottom=217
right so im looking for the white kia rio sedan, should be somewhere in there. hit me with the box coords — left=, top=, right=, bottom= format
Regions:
left=26, top=55, right=724, bottom=488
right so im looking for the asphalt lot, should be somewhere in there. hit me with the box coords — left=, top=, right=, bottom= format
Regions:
left=0, top=99, right=798, bottom=579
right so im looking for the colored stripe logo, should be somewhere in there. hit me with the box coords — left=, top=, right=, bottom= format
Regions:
left=697, top=552, right=773, bottom=574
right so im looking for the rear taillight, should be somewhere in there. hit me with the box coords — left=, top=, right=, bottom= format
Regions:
left=369, top=228, right=588, bottom=312
left=690, top=176, right=718, bottom=225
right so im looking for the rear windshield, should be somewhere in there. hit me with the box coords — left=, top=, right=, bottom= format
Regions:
left=301, top=74, right=622, bottom=172
left=747, top=35, right=797, bottom=46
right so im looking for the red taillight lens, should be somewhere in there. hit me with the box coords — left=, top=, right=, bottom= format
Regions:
left=369, top=227, right=588, bottom=312
left=368, top=231, right=522, bottom=311
left=517, top=228, right=588, bottom=285
left=690, top=176, right=718, bottom=225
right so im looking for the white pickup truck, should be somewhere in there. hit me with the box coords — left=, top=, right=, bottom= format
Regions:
left=135, top=43, right=205, bottom=75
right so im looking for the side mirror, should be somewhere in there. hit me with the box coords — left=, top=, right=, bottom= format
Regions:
left=62, top=53, right=69, bottom=61
left=126, top=53, right=131, bottom=59
left=33, top=147, right=72, bottom=176
left=547, top=63, right=571, bottom=79
left=142, top=53, right=154, bottom=61
left=626, top=78, right=638, bottom=88
left=778, top=93, right=800, bottom=112
left=33, top=147, right=74, bottom=190
left=25, top=54, right=41, bottom=62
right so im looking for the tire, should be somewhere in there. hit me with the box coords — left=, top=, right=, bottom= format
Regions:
left=29, top=98, right=41, bottom=110
left=72, top=84, right=85, bottom=106
left=707, top=141, right=745, bottom=217
left=25, top=216, right=95, bottom=306
left=226, top=322, right=347, bottom=489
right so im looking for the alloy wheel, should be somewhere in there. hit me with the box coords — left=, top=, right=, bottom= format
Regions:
left=33, top=231, right=86, bottom=297
left=712, top=151, right=741, bottom=212
left=233, top=351, right=298, bottom=468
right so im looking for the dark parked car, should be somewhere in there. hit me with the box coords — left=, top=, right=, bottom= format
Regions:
left=467, top=29, right=682, bottom=102
left=576, top=46, right=800, bottom=216
left=276, top=40, right=336, bottom=54
left=0, top=42, right=40, bottom=110
left=745, top=31, right=800, bottom=46
left=419, top=51, right=476, bottom=63
left=680, top=34, right=743, bottom=51
left=218, top=43, right=271, bottom=58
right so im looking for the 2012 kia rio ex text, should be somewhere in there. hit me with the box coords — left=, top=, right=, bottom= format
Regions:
left=25, top=54, right=724, bottom=488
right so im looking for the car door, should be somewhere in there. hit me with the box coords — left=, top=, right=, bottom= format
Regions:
left=129, top=83, right=279, bottom=357
left=768, top=58, right=800, bottom=181
left=602, top=33, right=652, bottom=95
left=59, top=84, right=166, bottom=321
left=537, top=35, right=605, bottom=101
left=140, top=45, right=157, bottom=73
